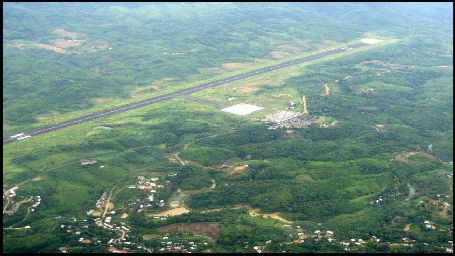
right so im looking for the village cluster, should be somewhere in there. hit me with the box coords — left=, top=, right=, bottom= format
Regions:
left=127, top=175, right=168, bottom=211
left=3, top=186, right=41, bottom=222
left=81, top=174, right=170, bottom=252
left=368, top=194, right=393, bottom=206
left=58, top=216, right=151, bottom=253
left=158, top=236, right=209, bottom=253
left=262, top=109, right=319, bottom=129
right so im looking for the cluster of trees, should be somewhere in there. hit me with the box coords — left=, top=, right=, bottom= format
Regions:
left=180, top=147, right=237, bottom=166
left=170, top=166, right=212, bottom=190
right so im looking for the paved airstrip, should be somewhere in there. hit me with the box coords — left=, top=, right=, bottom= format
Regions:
left=3, top=42, right=370, bottom=144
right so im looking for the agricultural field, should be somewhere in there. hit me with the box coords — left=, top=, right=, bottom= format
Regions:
left=3, top=2, right=453, bottom=253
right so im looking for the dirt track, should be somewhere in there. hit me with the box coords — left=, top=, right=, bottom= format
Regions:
left=302, top=95, right=309, bottom=114
left=321, top=84, right=330, bottom=96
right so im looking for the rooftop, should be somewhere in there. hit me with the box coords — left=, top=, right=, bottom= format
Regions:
left=221, top=103, right=264, bottom=116
left=361, top=38, right=382, bottom=45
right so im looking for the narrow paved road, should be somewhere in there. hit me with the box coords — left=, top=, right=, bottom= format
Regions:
left=174, top=152, right=185, bottom=166
left=8, top=205, right=33, bottom=229
left=3, top=42, right=369, bottom=145
left=102, top=185, right=117, bottom=222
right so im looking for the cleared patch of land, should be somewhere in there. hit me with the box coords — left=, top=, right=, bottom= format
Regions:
left=53, top=28, right=82, bottom=39
left=232, top=85, right=259, bottom=94
left=248, top=208, right=292, bottom=223
left=392, top=151, right=437, bottom=163
left=403, top=223, right=411, bottom=231
left=223, top=62, right=251, bottom=70
left=229, top=165, right=249, bottom=175
left=37, top=44, right=68, bottom=54
left=156, top=222, right=221, bottom=239
left=150, top=207, right=190, bottom=217
left=53, top=39, right=84, bottom=48
left=271, top=51, right=290, bottom=59
left=302, top=95, right=309, bottom=114
left=321, top=83, right=330, bottom=96
left=277, top=44, right=301, bottom=52
left=222, top=103, right=264, bottom=116
left=32, top=176, right=44, bottom=181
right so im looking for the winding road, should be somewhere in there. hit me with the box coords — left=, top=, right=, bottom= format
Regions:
left=3, top=42, right=369, bottom=145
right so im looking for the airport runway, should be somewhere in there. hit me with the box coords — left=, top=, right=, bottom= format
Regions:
left=3, top=42, right=368, bottom=144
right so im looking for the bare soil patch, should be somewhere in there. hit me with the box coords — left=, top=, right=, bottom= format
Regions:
left=271, top=51, right=290, bottom=59
left=302, top=95, right=309, bottom=114
left=53, top=39, right=84, bottom=48
left=170, top=201, right=180, bottom=208
left=277, top=44, right=300, bottom=52
left=81, top=239, right=91, bottom=244
left=156, top=222, right=221, bottom=239
left=199, top=67, right=222, bottom=74
left=320, top=84, right=330, bottom=96
left=17, top=29, right=107, bottom=55
left=403, top=223, right=411, bottom=231
left=229, top=165, right=248, bottom=175
left=88, top=210, right=103, bottom=217
left=392, top=151, right=437, bottom=163
left=262, top=213, right=291, bottom=223
left=93, top=98, right=115, bottom=104
left=272, top=93, right=291, bottom=98
left=37, top=44, right=67, bottom=54
left=151, top=207, right=190, bottom=217
left=107, top=246, right=123, bottom=253
left=222, top=62, right=251, bottom=70
left=199, top=204, right=248, bottom=214
left=53, top=28, right=82, bottom=39
left=248, top=208, right=291, bottom=223
left=231, top=79, right=277, bottom=94
left=33, top=176, right=44, bottom=181
left=232, top=85, right=258, bottom=94
left=166, top=154, right=178, bottom=163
